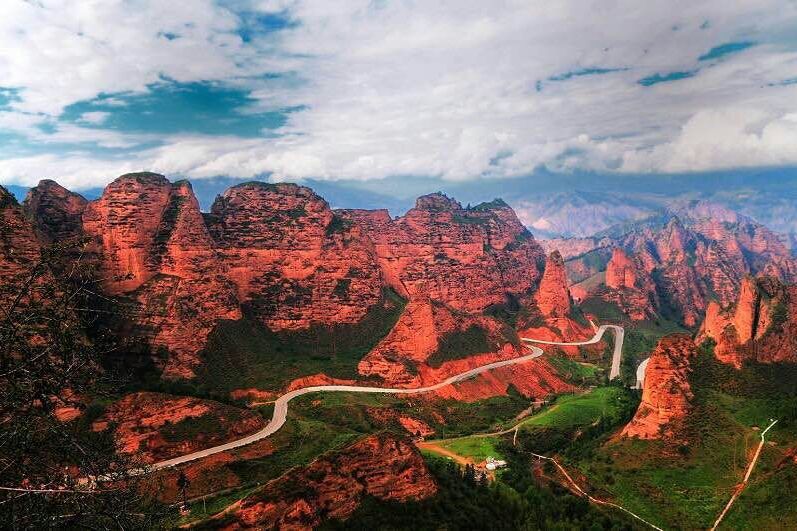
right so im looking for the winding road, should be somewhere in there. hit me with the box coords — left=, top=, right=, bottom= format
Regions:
left=521, top=324, right=625, bottom=380
left=148, top=324, right=635, bottom=472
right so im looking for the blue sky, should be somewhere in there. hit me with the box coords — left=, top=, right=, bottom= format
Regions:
left=1, top=1, right=797, bottom=191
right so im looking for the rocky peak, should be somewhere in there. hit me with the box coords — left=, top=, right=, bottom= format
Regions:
left=208, top=182, right=333, bottom=250
left=623, top=334, right=696, bottom=440
left=536, top=250, right=571, bottom=318
left=605, top=248, right=637, bottom=289
left=698, top=275, right=795, bottom=366
left=23, top=180, right=88, bottom=243
left=0, top=186, right=42, bottom=281
left=413, top=192, right=462, bottom=211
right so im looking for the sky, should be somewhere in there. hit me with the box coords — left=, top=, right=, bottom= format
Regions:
left=1, top=0, right=797, bottom=191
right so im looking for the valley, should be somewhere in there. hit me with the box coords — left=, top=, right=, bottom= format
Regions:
left=3, top=174, right=797, bottom=530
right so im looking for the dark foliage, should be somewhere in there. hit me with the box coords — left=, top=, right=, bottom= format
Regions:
left=0, top=242, right=165, bottom=529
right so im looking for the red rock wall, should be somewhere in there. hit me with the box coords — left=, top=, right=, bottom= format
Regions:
left=623, top=335, right=696, bottom=440
left=339, top=194, right=545, bottom=313
left=224, top=433, right=437, bottom=529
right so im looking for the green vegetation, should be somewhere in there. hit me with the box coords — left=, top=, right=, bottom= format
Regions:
left=438, top=436, right=503, bottom=462
left=194, top=289, right=406, bottom=393
left=547, top=356, right=602, bottom=385
left=321, top=455, right=635, bottom=530
left=570, top=344, right=797, bottom=529
left=161, top=412, right=244, bottom=443
left=427, top=324, right=493, bottom=368
left=521, top=387, right=630, bottom=429
left=579, top=296, right=627, bottom=322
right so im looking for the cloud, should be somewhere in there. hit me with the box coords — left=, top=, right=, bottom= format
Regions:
left=77, top=111, right=110, bottom=125
left=2, top=0, right=797, bottom=190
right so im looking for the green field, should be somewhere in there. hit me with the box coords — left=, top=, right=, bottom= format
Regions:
left=547, top=356, right=602, bottom=384
left=437, top=436, right=504, bottom=462
left=520, top=387, right=628, bottom=429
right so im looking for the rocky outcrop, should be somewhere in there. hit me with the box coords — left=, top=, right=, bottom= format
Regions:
left=599, top=248, right=657, bottom=320
left=206, top=182, right=384, bottom=331
left=698, top=276, right=797, bottom=366
left=92, top=392, right=264, bottom=463
left=0, top=186, right=41, bottom=284
left=22, top=180, right=88, bottom=243
left=221, top=433, right=436, bottom=529
left=16, top=176, right=550, bottom=382
left=623, top=335, right=696, bottom=440
left=536, top=251, right=571, bottom=318
left=81, top=173, right=242, bottom=378
left=564, top=202, right=797, bottom=327
left=357, top=297, right=517, bottom=387
left=339, top=195, right=545, bottom=313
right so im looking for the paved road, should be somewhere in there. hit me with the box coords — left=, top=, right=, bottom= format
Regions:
left=635, top=357, right=650, bottom=389
left=520, top=325, right=625, bottom=380
left=148, top=323, right=641, bottom=473
left=149, top=345, right=545, bottom=471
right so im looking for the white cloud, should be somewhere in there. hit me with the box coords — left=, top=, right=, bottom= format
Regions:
left=77, top=111, right=110, bottom=125
left=2, top=0, right=797, bottom=190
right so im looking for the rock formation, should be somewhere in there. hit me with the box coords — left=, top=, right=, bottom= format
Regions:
left=599, top=248, right=657, bottom=320
left=562, top=201, right=797, bottom=327
left=623, top=335, right=696, bottom=440
left=221, top=433, right=436, bottom=529
left=698, top=276, right=797, bottom=366
left=23, top=180, right=88, bottom=243
left=206, top=182, right=384, bottom=330
left=11, top=175, right=552, bottom=383
left=92, top=392, right=264, bottom=463
left=0, top=186, right=41, bottom=284
left=536, top=251, right=571, bottom=318
left=339, top=194, right=545, bottom=313
left=81, top=173, right=242, bottom=378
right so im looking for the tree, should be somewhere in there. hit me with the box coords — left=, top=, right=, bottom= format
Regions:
left=0, top=241, right=164, bottom=529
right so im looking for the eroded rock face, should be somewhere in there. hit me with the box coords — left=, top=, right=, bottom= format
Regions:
left=357, top=297, right=518, bottom=387
left=223, top=433, right=437, bottom=530
left=23, top=180, right=88, bottom=243
left=698, top=276, right=797, bottom=366
left=339, top=194, right=545, bottom=313
left=536, top=251, right=571, bottom=318
left=206, top=182, right=384, bottom=330
left=623, top=335, right=696, bottom=440
left=565, top=202, right=797, bottom=327
left=0, top=186, right=41, bottom=283
left=82, top=173, right=242, bottom=378
left=92, top=392, right=264, bottom=463
left=600, top=248, right=657, bottom=320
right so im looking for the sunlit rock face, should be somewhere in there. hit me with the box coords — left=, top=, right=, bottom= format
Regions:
left=622, top=334, right=697, bottom=440
left=205, top=181, right=384, bottom=331
left=338, top=194, right=546, bottom=313
left=698, top=275, right=797, bottom=367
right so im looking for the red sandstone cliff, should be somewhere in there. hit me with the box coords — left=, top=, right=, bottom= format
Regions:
left=338, top=195, right=545, bottom=313
left=698, top=276, right=797, bottom=366
left=219, top=433, right=437, bottom=530
left=206, top=182, right=384, bottom=330
left=15, top=176, right=550, bottom=383
left=23, top=180, right=88, bottom=243
left=563, top=202, right=797, bottom=327
left=600, top=248, right=657, bottom=320
left=81, top=173, right=242, bottom=378
left=536, top=251, right=571, bottom=318
left=92, top=392, right=264, bottom=463
left=623, top=335, right=696, bottom=440
left=0, top=186, right=41, bottom=284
